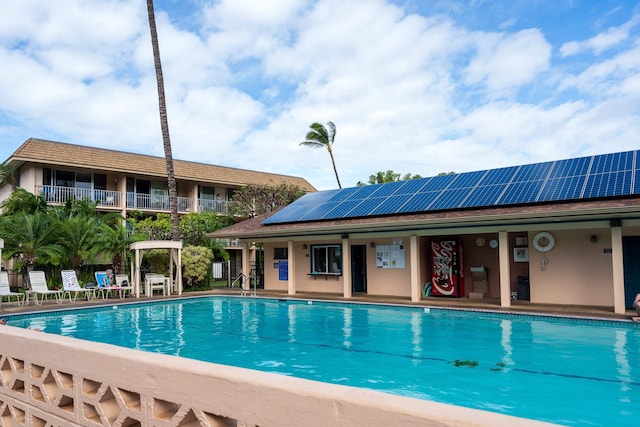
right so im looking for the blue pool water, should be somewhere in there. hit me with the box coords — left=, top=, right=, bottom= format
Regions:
left=6, top=297, right=640, bottom=426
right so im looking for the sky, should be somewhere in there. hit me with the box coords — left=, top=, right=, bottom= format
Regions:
left=0, top=1, right=639, bottom=191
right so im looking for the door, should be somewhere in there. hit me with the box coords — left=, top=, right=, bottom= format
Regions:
left=351, top=244, right=367, bottom=293
left=623, top=236, right=640, bottom=308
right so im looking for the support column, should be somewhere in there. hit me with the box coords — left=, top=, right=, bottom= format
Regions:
left=242, top=241, right=251, bottom=280
left=410, top=235, right=421, bottom=302
left=287, top=240, right=296, bottom=295
left=498, top=231, right=511, bottom=308
left=342, top=237, right=352, bottom=299
left=611, top=224, right=625, bottom=314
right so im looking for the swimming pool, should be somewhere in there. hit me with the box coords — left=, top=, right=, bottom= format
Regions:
left=6, top=297, right=640, bottom=426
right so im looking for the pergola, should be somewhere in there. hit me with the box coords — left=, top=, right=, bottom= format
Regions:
left=129, top=240, right=183, bottom=298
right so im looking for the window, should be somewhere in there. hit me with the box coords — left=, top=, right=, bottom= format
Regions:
left=311, top=244, right=342, bottom=274
left=274, top=247, right=288, bottom=260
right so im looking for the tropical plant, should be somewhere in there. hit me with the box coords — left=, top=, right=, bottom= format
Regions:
left=0, top=163, right=16, bottom=189
left=129, top=214, right=172, bottom=240
left=0, top=211, right=63, bottom=273
left=99, top=222, right=144, bottom=274
left=57, top=215, right=103, bottom=269
left=0, top=187, right=48, bottom=215
left=147, top=0, right=180, bottom=241
left=179, top=212, right=225, bottom=246
left=181, top=245, right=213, bottom=288
left=300, top=121, right=341, bottom=188
left=228, top=183, right=305, bottom=219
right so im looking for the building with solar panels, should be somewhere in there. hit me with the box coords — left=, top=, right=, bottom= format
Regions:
left=211, top=150, right=640, bottom=315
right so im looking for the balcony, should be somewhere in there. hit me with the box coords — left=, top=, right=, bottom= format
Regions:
left=35, top=185, right=193, bottom=213
left=37, top=185, right=121, bottom=207
left=126, top=192, right=192, bottom=213
left=198, top=198, right=229, bottom=214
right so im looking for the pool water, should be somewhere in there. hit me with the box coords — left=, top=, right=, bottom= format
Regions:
left=7, top=297, right=640, bottom=426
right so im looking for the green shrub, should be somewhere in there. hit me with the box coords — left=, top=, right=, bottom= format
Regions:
left=182, top=246, right=213, bottom=288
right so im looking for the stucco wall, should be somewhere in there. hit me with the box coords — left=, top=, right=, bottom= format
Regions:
left=529, top=228, right=613, bottom=306
left=366, top=237, right=412, bottom=297
left=0, top=325, right=556, bottom=427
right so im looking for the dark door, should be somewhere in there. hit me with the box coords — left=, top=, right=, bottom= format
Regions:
left=623, top=236, right=640, bottom=308
left=351, top=245, right=367, bottom=293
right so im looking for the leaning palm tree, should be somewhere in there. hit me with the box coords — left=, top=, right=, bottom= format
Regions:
left=300, top=121, right=342, bottom=189
left=147, top=0, right=180, bottom=241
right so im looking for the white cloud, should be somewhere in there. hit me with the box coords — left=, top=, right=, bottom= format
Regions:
left=560, top=14, right=640, bottom=57
left=0, top=0, right=639, bottom=191
left=464, top=28, right=551, bottom=97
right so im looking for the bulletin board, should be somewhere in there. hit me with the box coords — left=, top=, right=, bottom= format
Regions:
left=375, top=244, right=405, bottom=268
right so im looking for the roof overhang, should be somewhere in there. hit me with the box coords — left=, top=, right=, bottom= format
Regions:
left=209, top=198, right=640, bottom=242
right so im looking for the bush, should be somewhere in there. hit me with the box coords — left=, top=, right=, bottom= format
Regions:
left=182, top=246, right=213, bottom=288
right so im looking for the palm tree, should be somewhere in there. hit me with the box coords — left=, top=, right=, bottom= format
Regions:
left=0, top=163, right=16, bottom=190
left=0, top=211, right=63, bottom=274
left=300, top=121, right=342, bottom=189
left=147, top=0, right=180, bottom=241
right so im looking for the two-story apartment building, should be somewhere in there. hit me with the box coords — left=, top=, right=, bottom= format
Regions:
left=1, top=138, right=316, bottom=280
left=1, top=138, right=315, bottom=217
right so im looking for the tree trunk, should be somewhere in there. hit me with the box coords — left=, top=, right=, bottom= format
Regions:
left=328, top=148, right=342, bottom=189
left=147, top=0, right=180, bottom=241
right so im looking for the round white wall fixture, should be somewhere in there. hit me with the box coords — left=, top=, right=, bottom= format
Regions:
left=532, top=232, right=556, bottom=253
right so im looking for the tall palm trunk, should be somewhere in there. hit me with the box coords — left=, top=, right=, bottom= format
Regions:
left=327, top=147, right=341, bottom=189
left=147, top=0, right=180, bottom=241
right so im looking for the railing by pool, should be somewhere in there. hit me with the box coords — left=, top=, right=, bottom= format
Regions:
left=0, top=326, right=553, bottom=427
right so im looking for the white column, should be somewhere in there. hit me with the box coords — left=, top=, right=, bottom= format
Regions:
left=611, top=225, right=625, bottom=314
left=287, top=240, right=296, bottom=295
left=410, top=235, right=421, bottom=302
left=134, top=248, right=141, bottom=298
left=242, top=242, right=251, bottom=279
left=342, top=237, right=352, bottom=299
left=498, top=231, right=511, bottom=308
left=192, top=183, right=199, bottom=213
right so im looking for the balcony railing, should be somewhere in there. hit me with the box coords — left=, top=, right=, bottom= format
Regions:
left=216, top=238, right=242, bottom=248
left=35, top=185, right=223, bottom=215
left=126, top=192, right=192, bottom=213
left=198, top=198, right=229, bottom=214
left=37, top=185, right=121, bottom=207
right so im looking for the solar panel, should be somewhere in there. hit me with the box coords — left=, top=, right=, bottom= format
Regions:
left=537, top=176, right=586, bottom=201
left=460, top=184, right=507, bottom=207
left=478, top=166, right=519, bottom=185
left=263, top=150, right=640, bottom=225
left=429, top=188, right=474, bottom=210
left=345, top=196, right=387, bottom=217
left=369, top=194, right=412, bottom=215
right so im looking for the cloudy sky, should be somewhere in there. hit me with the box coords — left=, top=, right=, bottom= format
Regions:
left=1, top=1, right=639, bottom=190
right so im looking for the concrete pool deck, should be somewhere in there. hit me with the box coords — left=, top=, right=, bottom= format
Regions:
left=1, top=287, right=638, bottom=322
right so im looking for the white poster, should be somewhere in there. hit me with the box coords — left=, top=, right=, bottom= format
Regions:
left=376, top=244, right=405, bottom=269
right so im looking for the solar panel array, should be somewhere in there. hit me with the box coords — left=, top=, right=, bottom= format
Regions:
left=263, top=150, right=639, bottom=225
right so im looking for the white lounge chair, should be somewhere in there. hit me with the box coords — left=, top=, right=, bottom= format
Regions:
left=115, top=274, right=132, bottom=297
left=94, top=271, right=124, bottom=299
left=61, top=270, right=95, bottom=302
left=28, top=271, right=62, bottom=304
left=0, top=271, right=25, bottom=307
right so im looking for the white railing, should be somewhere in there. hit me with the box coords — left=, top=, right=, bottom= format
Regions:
left=36, top=185, right=121, bottom=207
left=198, top=198, right=229, bottom=214
left=216, top=238, right=242, bottom=248
left=126, top=192, right=192, bottom=212
left=0, top=326, right=551, bottom=427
